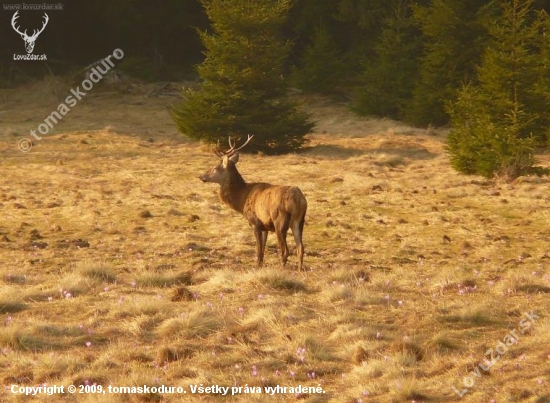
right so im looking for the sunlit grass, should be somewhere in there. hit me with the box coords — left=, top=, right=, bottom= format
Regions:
left=0, top=89, right=549, bottom=402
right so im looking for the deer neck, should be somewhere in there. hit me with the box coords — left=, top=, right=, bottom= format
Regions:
left=219, top=168, right=248, bottom=213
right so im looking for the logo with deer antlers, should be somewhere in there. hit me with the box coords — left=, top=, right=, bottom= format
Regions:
left=11, top=11, right=49, bottom=54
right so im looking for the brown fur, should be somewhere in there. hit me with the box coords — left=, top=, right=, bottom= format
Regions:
left=200, top=157, right=307, bottom=270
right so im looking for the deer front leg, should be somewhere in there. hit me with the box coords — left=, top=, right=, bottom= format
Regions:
left=254, top=227, right=265, bottom=267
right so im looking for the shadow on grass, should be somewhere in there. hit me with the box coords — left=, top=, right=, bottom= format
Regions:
left=303, top=144, right=365, bottom=159
left=303, top=143, right=437, bottom=162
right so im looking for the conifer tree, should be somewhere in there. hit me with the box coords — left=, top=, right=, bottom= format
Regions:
left=351, top=0, right=421, bottom=119
left=407, top=0, right=490, bottom=126
left=172, top=0, right=314, bottom=154
left=447, top=0, right=550, bottom=179
left=291, top=25, right=345, bottom=94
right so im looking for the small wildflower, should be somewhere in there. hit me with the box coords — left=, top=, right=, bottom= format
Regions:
left=47, top=296, right=53, bottom=301
left=538, top=379, right=544, bottom=385
left=376, top=332, right=382, bottom=340
left=238, top=307, right=245, bottom=315
left=85, top=341, right=92, bottom=347
left=289, top=370, right=296, bottom=379
left=307, top=370, right=316, bottom=379
left=131, top=281, right=137, bottom=288
left=251, top=365, right=258, bottom=377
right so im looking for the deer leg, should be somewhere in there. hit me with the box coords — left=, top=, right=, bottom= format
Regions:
left=291, top=216, right=305, bottom=271
left=276, top=217, right=290, bottom=267
left=262, top=231, right=268, bottom=253
left=254, top=227, right=265, bottom=267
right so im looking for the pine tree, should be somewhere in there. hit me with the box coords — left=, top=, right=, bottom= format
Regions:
left=447, top=0, right=550, bottom=179
left=447, top=85, right=536, bottom=178
left=351, top=0, right=421, bottom=119
left=172, top=0, right=314, bottom=154
left=407, top=0, right=490, bottom=126
left=290, top=25, right=346, bottom=94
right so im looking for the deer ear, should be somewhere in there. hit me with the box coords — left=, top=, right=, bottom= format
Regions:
left=229, top=153, right=239, bottom=164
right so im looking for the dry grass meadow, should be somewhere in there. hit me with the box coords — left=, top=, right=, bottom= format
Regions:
left=0, top=77, right=549, bottom=402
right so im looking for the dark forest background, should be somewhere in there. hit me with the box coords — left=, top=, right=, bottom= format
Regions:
left=1, top=0, right=550, bottom=130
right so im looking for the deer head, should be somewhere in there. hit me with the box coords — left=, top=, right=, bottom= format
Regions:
left=12, top=11, right=49, bottom=54
left=200, top=135, right=254, bottom=184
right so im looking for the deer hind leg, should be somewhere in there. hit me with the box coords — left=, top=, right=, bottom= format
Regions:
left=291, top=214, right=305, bottom=271
left=275, top=215, right=290, bottom=267
left=254, top=227, right=266, bottom=267
left=262, top=231, right=268, bottom=253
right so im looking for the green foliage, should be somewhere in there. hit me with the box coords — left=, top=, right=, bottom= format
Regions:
left=407, top=0, right=490, bottom=126
left=172, top=0, right=314, bottom=154
left=291, top=26, right=346, bottom=94
left=447, top=85, right=536, bottom=179
left=447, top=0, right=550, bottom=179
left=351, top=1, right=421, bottom=119
left=477, top=0, right=550, bottom=145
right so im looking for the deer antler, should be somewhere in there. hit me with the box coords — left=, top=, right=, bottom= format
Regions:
left=214, top=134, right=254, bottom=158
left=11, top=11, right=26, bottom=37
left=11, top=11, right=48, bottom=40
left=32, top=13, right=49, bottom=39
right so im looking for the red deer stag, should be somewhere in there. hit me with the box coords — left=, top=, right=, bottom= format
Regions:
left=199, top=135, right=307, bottom=271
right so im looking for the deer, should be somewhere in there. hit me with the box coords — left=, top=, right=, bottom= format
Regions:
left=199, top=135, right=307, bottom=271
left=11, top=11, right=49, bottom=54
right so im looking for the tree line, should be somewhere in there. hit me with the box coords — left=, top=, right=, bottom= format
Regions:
left=2, top=0, right=550, bottom=178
